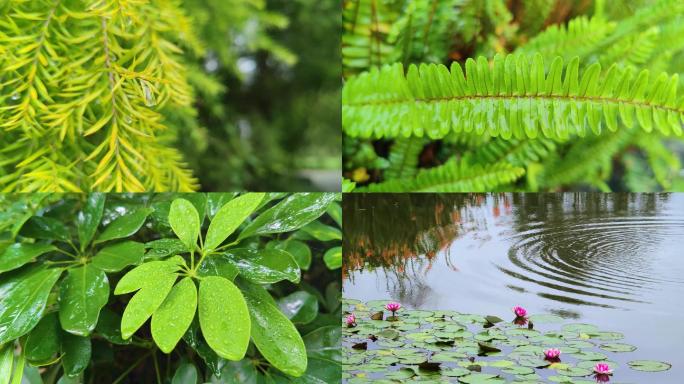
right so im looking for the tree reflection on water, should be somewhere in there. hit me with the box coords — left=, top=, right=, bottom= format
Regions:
left=343, top=193, right=673, bottom=308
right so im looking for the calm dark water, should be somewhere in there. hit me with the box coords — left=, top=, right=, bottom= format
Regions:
left=343, top=193, right=684, bottom=383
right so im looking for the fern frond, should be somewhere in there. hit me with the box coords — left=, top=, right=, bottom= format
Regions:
left=469, top=137, right=557, bottom=168
left=636, top=133, right=680, bottom=189
left=385, top=137, right=424, bottom=180
left=518, top=16, right=616, bottom=61
left=358, top=157, right=525, bottom=192
left=342, top=0, right=401, bottom=76
left=538, top=127, right=635, bottom=188
left=343, top=54, right=684, bottom=140
left=388, top=0, right=462, bottom=64
left=599, top=26, right=659, bottom=68
left=516, top=0, right=556, bottom=35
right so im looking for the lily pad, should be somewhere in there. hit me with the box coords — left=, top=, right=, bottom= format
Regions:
left=599, top=343, right=636, bottom=353
left=627, top=360, right=672, bottom=372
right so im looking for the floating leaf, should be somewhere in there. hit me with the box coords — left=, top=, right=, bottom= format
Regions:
left=370, top=311, right=384, bottom=320
left=600, top=343, right=637, bottom=352
left=628, top=360, right=672, bottom=372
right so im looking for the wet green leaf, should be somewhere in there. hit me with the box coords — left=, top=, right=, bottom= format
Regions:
left=20, top=217, right=70, bottom=242
left=61, top=333, right=91, bottom=376
left=182, top=319, right=221, bottom=376
left=224, top=248, right=300, bottom=284
left=239, top=193, right=336, bottom=239
left=151, top=277, right=197, bottom=353
left=0, top=243, right=56, bottom=273
left=323, top=246, right=342, bottom=269
left=298, top=357, right=341, bottom=383
left=0, top=344, right=13, bottom=384
left=77, top=194, right=105, bottom=249
left=172, top=363, right=198, bottom=384
left=169, top=199, right=200, bottom=251
left=277, top=291, right=318, bottom=324
left=0, top=266, right=63, bottom=344
left=113, top=256, right=184, bottom=295
left=95, top=208, right=153, bottom=244
left=59, top=265, right=109, bottom=337
left=214, top=359, right=257, bottom=383
left=300, top=221, right=342, bottom=241
left=116, top=259, right=182, bottom=339
left=145, top=238, right=187, bottom=260
left=197, top=256, right=239, bottom=280
left=199, top=276, right=250, bottom=361
left=119, top=271, right=178, bottom=339
left=91, top=241, right=145, bottom=272
left=304, top=326, right=341, bottom=363
left=204, top=193, right=264, bottom=251
left=326, top=202, right=342, bottom=227
left=94, top=308, right=130, bottom=345
left=24, top=312, right=61, bottom=364
left=268, top=240, right=312, bottom=270
left=243, top=284, right=307, bottom=377
left=206, top=193, right=239, bottom=219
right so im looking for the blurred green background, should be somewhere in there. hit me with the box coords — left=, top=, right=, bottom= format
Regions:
left=173, top=0, right=341, bottom=191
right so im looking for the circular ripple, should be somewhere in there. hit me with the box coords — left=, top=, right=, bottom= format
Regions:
left=498, top=216, right=684, bottom=307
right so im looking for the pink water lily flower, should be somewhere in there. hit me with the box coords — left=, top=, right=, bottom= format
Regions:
left=345, top=313, right=356, bottom=327
left=543, top=348, right=561, bottom=360
left=594, top=363, right=613, bottom=375
left=385, top=302, right=401, bottom=315
left=512, top=305, right=527, bottom=318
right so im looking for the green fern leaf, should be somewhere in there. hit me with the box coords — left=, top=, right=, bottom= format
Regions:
left=358, top=158, right=525, bottom=192
left=385, top=137, right=425, bottom=180
left=343, top=53, right=684, bottom=140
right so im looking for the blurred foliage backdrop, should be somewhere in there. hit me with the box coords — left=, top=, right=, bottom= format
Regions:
left=174, top=0, right=341, bottom=191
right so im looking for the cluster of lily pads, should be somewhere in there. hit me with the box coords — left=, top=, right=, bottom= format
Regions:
left=342, top=299, right=671, bottom=383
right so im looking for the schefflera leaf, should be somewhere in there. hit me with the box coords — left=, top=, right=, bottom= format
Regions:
left=198, top=276, right=250, bottom=361
left=0, top=266, right=63, bottom=345
left=95, top=208, right=153, bottom=244
left=241, top=282, right=308, bottom=377
left=91, top=241, right=145, bottom=272
left=59, top=265, right=110, bottom=336
left=223, top=248, right=300, bottom=284
left=0, top=243, right=57, bottom=273
left=239, top=193, right=337, bottom=240
left=77, top=193, right=105, bottom=250
left=24, top=312, right=61, bottom=364
left=204, top=193, right=265, bottom=251
left=61, top=332, right=91, bottom=376
left=169, top=199, right=200, bottom=252
left=114, top=257, right=184, bottom=339
left=151, top=277, right=197, bottom=353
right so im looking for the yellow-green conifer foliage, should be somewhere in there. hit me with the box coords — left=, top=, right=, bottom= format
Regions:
left=0, top=0, right=200, bottom=192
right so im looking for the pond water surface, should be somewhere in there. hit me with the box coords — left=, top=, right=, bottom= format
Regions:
left=343, top=193, right=684, bottom=383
